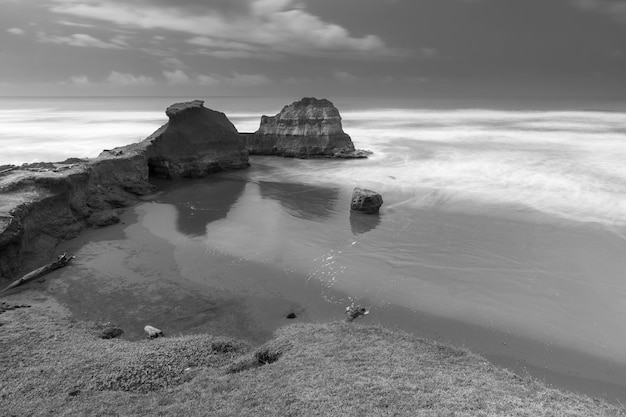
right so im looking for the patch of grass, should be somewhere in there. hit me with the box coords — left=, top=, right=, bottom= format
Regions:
left=95, top=335, right=248, bottom=393
left=1, top=292, right=625, bottom=416
left=227, top=338, right=291, bottom=373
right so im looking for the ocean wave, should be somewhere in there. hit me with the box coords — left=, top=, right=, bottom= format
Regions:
left=3, top=104, right=626, bottom=226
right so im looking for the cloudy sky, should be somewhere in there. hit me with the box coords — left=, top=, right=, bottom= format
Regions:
left=1, top=0, right=625, bottom=98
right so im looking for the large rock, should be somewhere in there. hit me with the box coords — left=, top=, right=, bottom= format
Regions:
left=244, top=97, right=361, bottom=158
left=350, top=188, right=383, bottom=214
left=0, top=100, right=250, bottom=281
left=144, top=100, right=249, bottom=178
left=101, top=100, right=249, bottom=180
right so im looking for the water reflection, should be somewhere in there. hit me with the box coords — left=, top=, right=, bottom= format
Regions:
left=349, top=212, right=381, bottom=235
left=155, top=178, right=247, bottom=236
left=258, top=181, right=339, bottom=221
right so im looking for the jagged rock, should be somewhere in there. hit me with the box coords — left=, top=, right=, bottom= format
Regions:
left=165, top=99, right=204, bottom=118
left=333, top=149, right=373, bottom=159
left=286, top=312, right=297, bottom=319
left=244, top=97, right=362, bottom=158
left=93, top=99, right=249, bottom=181
left=351, top=187, right=383, bottom=214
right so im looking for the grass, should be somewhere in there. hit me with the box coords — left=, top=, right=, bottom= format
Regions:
left=1, top=293, right=625, bottom=417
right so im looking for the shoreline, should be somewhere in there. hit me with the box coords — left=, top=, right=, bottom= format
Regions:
left=2, top=179, right=625, bottom=405
left=2, top=98, right=626, bottom=414
left=2, top=290, right=624, bottom=416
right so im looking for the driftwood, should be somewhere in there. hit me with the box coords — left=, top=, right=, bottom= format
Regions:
left=1, top=253, right=75, bottom=293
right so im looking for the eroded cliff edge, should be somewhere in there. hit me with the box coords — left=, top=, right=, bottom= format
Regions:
left=243, top=97, right=368, bottom=158
left=0, top=100, right=249, bottom=281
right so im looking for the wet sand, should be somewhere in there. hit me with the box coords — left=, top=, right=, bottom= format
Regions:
left=34, top=172, right=626, bottom=405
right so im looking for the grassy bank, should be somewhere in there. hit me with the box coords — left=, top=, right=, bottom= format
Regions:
left=1, top=292, right=624, bottom=417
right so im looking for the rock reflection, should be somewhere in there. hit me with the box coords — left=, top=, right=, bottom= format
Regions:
left=155, top=179, right=247, bottom=236
left=259, top=181, right=339, bottom=221
left=350, top=211, right=381, bottom=235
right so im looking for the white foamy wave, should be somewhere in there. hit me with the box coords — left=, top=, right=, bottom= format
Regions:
left=0, top=108, right=166, bottom=164
left=283, top=108, right=626, bottom=226
left=3, top=103, right=626, bottom=226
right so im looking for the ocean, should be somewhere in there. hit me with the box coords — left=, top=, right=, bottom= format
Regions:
left=3, top=96, right=626, bottom=402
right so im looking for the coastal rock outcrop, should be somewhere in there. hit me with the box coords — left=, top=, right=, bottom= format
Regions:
left=145, top=100, right=249, bottom=178
left=244, top=97, right=366, bottom=158
left=0, top=100, right=250, bottom=282
left=350, top=188, right=383, bottom=214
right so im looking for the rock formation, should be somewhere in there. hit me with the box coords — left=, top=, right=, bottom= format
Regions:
left=145, top=100, right=249, bottom=178
left=0, top=100, right=249, bottom=282
left=244, top=97, right=367, bottom=158
left=350, top=187, right=383, bottom=214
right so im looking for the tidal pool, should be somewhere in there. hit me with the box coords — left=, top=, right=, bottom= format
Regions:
left=45, top=157, right=626, bottom=404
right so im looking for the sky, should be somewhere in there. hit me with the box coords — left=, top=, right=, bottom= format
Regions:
left=1, top=0, right=625, bottom=98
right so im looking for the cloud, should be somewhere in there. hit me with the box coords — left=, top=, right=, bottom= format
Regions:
left=68, top=74, right=90, bottom=85
left=197, top=74, right=220, bottom=86
left=570, top=0, right=626, bottom=23
left=420, top=47, right=439, bottom=58
left=107, top=71, right=154, bottom=85
left=334, top=70, right=359, bottom=82
left=57, top=20, right=95, bottom=28
left=187, top=36, right=273, bottom=59
left=163, top=69, right=191, bottom=84
left=37, top=32, right=128, bottom=49
left=196, top=49, right=266, bottom=59
left=48, top=0, right=402, bottom=59
left=225, top=72, right=271, bottom=86
left=162, top=70, right=270, bottom=86
left=160, top=57, right=186, bottom=70
left=7, top=28, right=25, bottom=35
left=187, top=36, right=256, bottom=51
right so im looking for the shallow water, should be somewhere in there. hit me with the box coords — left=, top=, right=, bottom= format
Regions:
left=47, top=164, right=626, bottom=402
left=5, top=96, right=626, bottom=402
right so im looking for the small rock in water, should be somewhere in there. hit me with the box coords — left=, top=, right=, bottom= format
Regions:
left=286, top=312, right=297, bottom=319
left=350, top=187, right=383, bottom=214
left=99, top=327, right=124, bottom=339
left=345, top=303, right=370, bottom=322
left=144, top=325, right=164, bottom=339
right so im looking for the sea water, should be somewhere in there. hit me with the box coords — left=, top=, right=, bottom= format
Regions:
left=3, top=96, right=626, bottom=401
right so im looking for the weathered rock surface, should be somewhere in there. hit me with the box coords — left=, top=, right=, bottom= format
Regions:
left=244, top=97, right=366, bottom=158
left=144, top=100, right=249, bottom=178
left=0, top=100, right=250, bottom=281
left=87, top=210, right=120, bottom=227
left=350, top=187, right=383, bottom=214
